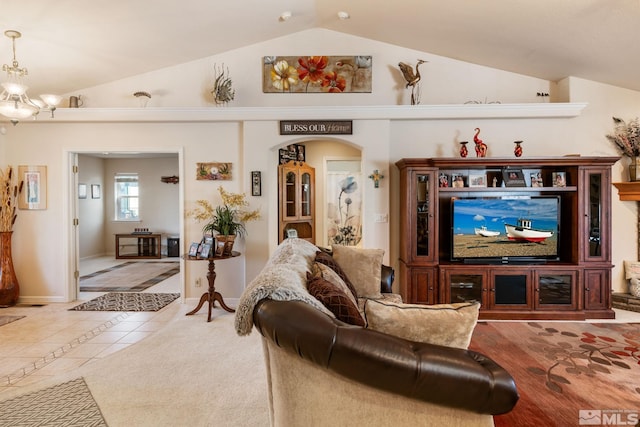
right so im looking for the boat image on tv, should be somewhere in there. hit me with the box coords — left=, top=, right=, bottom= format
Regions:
left=504, top=218, right=553, bottom=243
left=451, top=196, right=560, bottom=262
left=474, top=226, right=501, bottom=237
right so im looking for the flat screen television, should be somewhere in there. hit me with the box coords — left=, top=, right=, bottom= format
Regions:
left=451, top=196, right=560, bottom=263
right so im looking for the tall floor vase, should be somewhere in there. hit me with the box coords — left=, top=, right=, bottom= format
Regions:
left=0, top=231, right=19, bottom=307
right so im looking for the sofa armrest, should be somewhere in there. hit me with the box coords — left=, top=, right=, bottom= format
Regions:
left=253, top=299, right=518, bottom=415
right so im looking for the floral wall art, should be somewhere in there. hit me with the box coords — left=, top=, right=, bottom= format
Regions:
left=263, top=56, right=372, bottom=93
left=196, top=162, right=232, bottom=181
left=327, top=173, right=362, bottom=246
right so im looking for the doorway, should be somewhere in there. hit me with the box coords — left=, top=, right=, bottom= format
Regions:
left=67, top=150, right=184, bottom=302
left=277, top=139, right=361, bottom=247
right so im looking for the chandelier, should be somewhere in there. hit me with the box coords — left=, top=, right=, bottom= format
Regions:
left=0, top=30, right=61, bottom=125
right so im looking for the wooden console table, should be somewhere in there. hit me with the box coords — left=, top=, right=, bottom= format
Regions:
left=185, top=251, right=239, bottom=322
left=115, top=233, right=162, bottom=259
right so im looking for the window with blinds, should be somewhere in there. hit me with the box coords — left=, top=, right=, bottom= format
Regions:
left=114, top=173, right=139, bottom=220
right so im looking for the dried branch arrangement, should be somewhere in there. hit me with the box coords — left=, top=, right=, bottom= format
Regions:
left=0, top=166, right=23, bottom=232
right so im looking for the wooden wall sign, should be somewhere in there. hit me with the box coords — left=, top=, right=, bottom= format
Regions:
left=279, top=120, right=352, bottom=135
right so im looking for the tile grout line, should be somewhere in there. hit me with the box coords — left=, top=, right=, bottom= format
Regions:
left=0, top=312, right=132, bottom=387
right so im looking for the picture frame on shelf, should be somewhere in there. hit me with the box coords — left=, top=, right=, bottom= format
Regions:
left=438, top=172, right=450, bottom=188
left=530, top=172, right=544, bottom=187
left=188, top=243, right=200, bottom=257
left=502, top=169, right=526, bottom=187
left=451, top=173, right=466, bottom=188
left=552, top=171, right=566, bottom=187
left=198, top=243, right=212, bottom=259
left=468, top=173, right=487, bottom=188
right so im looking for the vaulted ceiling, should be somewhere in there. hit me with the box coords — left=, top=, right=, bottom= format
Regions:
left=2, top=0, right=639, bottom=98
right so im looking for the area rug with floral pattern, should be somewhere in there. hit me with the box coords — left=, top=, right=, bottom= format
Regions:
left=469, top=322, right=640, bottom=427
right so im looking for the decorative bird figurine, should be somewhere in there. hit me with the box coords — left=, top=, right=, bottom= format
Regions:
left=398, top=59, right=427, bottom=105
left=474, top=128, right=487, bottom=157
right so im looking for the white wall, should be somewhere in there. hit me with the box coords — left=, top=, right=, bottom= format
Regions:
left=72, top=29, right=554, bottom=108
left=78, top=155, right=105, bottom=258
left=2, top=28, right=638, bottom=304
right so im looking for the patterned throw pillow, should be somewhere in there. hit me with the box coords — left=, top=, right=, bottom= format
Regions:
left=307, top=274, right=365, bottom=326
left=363, top=299, right=480, bottom=349
left=313, top=262, right=359, bottom=307
left=314, top=251, right=358, bottom=300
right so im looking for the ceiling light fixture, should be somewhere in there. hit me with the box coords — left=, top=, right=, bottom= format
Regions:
left=0, top=30, right=61, bottom=126
left=337, top=11, right=350, bottom=20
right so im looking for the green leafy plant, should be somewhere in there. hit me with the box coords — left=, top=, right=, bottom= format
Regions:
left=190, top=186, right=260, bottom=238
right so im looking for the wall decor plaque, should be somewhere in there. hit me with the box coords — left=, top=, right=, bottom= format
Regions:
left=279, top=120, right=352, bottom=135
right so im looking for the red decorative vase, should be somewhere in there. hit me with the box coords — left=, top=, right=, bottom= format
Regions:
left=459, top=141, right=469, bottom=158
left=514, top=141, right=523, bottom=157
left=0, top=231, right=19, bottom=307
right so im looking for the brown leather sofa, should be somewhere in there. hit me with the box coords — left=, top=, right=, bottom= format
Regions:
left=236, top=238, right=519, bottom=426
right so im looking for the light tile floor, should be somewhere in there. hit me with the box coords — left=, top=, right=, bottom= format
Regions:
left=0, top=256, right=182, bottom=395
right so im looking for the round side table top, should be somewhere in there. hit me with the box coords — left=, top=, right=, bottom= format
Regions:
left=184, top=251, right=240, bottom=261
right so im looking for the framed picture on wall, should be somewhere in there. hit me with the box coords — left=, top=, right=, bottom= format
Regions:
left=91, top=184, right=101, bottom=199
left=251, top=171, right=262, bottom=196
left=78, top=183, right=87, bottom=199
left=18, top=165, right=47, bottom=210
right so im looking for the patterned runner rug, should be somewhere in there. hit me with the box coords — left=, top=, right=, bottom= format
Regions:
left=0, top=377, right=106, bottom=427
left=69, top=292, right=180, bottom=312
left=80, top=261, right=180, bottom=292
left=0, top=315, right=24, bottom=327
left=470, top=322, right=640, bottom=427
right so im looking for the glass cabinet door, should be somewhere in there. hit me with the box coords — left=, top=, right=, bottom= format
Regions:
left=284, top=171, right=297, bottom=218
left=534, top=271, right=577, bottom=310
left=582, top=168, right=610, bottom=262
left=300, top=172, right=311, bottom=218
left=416, top=173, right=430, bottom=257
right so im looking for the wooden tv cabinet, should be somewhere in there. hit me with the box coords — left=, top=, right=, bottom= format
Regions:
left=396, top=156, right=619, bottom=320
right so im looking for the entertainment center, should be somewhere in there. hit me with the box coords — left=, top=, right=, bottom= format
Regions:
left=396, top=156, right=619, bottom=320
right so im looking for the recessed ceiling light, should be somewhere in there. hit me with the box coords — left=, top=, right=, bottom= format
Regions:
left=337, top=11, right=350, bottom=20
left=279, top=11, right=292, bottom=21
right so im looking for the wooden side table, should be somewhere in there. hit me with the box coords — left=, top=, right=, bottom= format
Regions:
left=185, top=251, right=239, bottom=322
left=115, top=233, right=162, bottom=259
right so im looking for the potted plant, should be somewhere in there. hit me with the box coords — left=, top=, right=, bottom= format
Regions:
left=190, top=186, right=260, bottom=255
left=606, top=116, right=640, bottom=181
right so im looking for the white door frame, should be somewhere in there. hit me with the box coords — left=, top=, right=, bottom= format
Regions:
left=64, top=148, right=185, bottom=302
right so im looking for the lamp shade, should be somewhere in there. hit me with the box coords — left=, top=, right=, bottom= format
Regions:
left=0, top=99, right=38, bottom=119
left=39, top=94, right=62, bottom=107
